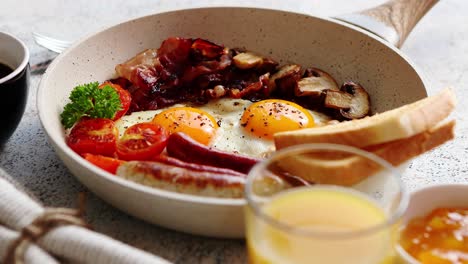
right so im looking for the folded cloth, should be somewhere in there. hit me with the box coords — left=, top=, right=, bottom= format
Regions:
left=0, top=168, right=171, bottom=264
left=0, top=226, right=59, bottom=264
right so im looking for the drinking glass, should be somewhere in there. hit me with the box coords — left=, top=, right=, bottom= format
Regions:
left=245, top=143, right=409, bottom=264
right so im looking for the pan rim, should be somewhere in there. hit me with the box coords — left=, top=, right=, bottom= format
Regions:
left=37, top=6, right=429, bottom=207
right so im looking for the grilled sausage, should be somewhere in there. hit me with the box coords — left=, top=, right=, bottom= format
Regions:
left=166, top=132, right=261, bottom=174
left=117, top=161, right=245, bottom=198
left=153, top=155, right=246, bottom=177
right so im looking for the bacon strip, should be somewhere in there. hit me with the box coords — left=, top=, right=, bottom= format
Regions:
left=114, top=37, right=279, bottom=113
left=115, top=49, right=159, bottom=91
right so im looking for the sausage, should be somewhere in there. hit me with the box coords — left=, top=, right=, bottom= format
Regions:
left=166, top=132, right=261, bottom=174
left=153, top=155, right=246, bottom=177
left=116, top=161, right=245, bottom=198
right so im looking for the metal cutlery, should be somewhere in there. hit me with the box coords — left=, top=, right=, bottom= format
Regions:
left=31, top=32, right=72, bottom=74
left=33, top=32, right=72, bottom=53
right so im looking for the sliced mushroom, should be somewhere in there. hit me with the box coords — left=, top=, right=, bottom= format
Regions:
left=233, top=52, right=264, bottom=69
left=303, top=67, right=321, bottom=78
left=295, top=67, right=339, bottom=97
left=268, top=64, right=301, bottom=94
left=324, top=90, right=353, bottom=109
left=232, top=52, right=279, bottom=74
left=256, top=57, right=278, bottom=73
left=339, top=82, right=370, bottom=119
left=323, top=81, right=370, bottom=119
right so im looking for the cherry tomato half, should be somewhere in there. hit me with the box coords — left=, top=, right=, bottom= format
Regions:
left=116, top=123, right=169, bottom=161
left=67, top=118, right=118, bottom=156
left=99, top=82, right=131, bottom=120
left=83, top=153, right=125, bottom=174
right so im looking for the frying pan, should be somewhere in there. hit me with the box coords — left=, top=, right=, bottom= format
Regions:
left=37, top=0, right=438, bottom=237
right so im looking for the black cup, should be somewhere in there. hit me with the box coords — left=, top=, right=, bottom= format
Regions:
left=0, top=32, right=30, bottom=146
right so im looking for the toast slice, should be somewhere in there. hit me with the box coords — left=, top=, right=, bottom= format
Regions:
left=276, top=120, right=455, bottom=186
left=275, top=88, right=456, bottom=149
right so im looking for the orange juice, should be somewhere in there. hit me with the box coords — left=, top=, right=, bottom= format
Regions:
left=245, top=187, right=397, bottom=264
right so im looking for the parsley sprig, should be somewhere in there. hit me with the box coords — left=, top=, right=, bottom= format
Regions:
left=60, top=82, right=122, bottom=129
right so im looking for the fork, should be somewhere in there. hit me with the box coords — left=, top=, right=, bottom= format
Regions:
left=31, top=32, right=73, bottom=74
left=32, top=32, right=72, bottom=53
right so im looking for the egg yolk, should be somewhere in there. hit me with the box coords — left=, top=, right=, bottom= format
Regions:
left=240, top=99, right=315, bottom=139
left=152, top=107, right=218, bottom=145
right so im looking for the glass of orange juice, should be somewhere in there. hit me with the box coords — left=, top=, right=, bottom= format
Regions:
left=245, top=144, right=409, bottom=264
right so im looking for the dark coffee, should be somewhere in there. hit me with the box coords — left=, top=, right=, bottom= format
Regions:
left=0, top=63, right=29, bottom=146
left=0, top=32, right=30, bottom=146
left=0, top=62, right=13, bottom=79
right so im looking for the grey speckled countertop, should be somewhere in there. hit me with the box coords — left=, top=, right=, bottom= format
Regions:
left=1, top=0, right=467, bottom=263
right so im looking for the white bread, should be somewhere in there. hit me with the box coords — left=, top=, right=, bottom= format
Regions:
left=276, top=120, right=455, bottom=186
left=274, top=88, right=456, bottom=149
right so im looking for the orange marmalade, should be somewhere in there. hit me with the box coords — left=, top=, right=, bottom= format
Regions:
left=400, top=208, right=468, bottom=264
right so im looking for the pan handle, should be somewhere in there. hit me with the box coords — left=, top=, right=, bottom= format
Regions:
left=335, top=0, right=438, bottom=47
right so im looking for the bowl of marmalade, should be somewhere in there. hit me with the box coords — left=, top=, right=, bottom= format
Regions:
left=396, top=184, right=468, bottom=264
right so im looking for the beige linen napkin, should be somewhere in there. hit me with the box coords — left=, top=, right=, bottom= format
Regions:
left=0, top=168, right=171, bottom=264
left=0, top=226, right=59, bottom=264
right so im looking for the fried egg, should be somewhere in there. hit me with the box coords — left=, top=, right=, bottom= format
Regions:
left=152, top=107, right=218, bottom=145
left=115, top=98, right=332, bottom=158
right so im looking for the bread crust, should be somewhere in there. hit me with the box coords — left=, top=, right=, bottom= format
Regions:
left=274, top=88, right=456, bottom=149
left=276, top=120, right=456, bottom=186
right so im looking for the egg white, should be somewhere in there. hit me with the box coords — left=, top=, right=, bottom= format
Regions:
left=115, top=98, right=331, bottom=158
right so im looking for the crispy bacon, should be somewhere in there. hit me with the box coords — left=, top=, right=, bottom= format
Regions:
left=181, top=53, right=231, bottom=85
left=158, top=37, right=192, bottom=74
left=228, top=73, right=270, bottom=99
left=114, top=37, right=279, bottom=113
left=191, top=38, right=225, bottom=60
left=115, top=49, right=159, bottom=91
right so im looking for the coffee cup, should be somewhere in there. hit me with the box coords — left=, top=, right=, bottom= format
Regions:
left=0, top=32, right=30, bottom=146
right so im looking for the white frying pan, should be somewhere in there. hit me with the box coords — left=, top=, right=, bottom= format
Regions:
left=38, top=0, right=438, bottom=237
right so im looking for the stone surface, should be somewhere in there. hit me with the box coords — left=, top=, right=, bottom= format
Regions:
left=0, top=0, right=466, bottom=263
